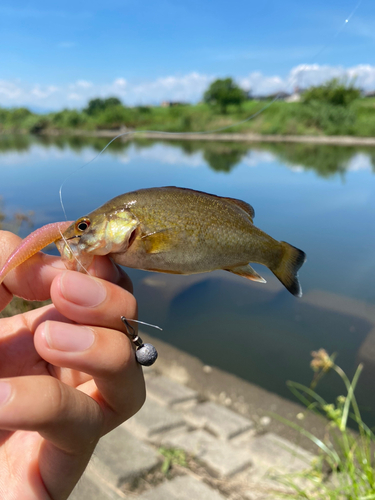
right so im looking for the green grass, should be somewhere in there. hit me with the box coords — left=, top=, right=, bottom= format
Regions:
left=275, top=350, right=375, bottom=499
left=158, top=447, right=188, bottom=475
left=2, top=98, right=375, bottom=137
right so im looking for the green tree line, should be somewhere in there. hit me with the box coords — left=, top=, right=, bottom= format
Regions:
left=1, top=78, right=374, bottom=137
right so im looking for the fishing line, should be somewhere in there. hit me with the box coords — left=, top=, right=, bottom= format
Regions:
left=295, top=0, right=363, bottom=90
left=314, top=0, right=362, bottom=61
left=59, top=0, right=363, bottom=222
left=57, top=0, right=363, bottom=281
left=124, top=318, right=163, bottom=331
left=58, top=225, right=91, bottom=276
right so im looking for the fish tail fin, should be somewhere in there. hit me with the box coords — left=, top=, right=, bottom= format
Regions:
left=271, top=241, right=306, bottom=297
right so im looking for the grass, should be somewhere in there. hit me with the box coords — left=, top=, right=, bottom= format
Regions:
left=274, top=349, right=375, bottom=499
left=2, top=98, right=375, bottom=137
left=158, top=447, right=188, bottom=475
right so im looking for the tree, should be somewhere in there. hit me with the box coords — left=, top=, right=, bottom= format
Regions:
left=204, top=78, right=246, bottom=113
left=84, top=97, right=123, bottom=116
left=302, top=78, right=360, bottom=107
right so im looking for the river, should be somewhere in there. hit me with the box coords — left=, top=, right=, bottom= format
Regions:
left=1, top=134, right=375, bottom=424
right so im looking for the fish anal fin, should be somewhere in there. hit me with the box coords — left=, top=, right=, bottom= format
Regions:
left=225, top=264, right=266, bottom=283
left=141, top=228, right=177, bottom=254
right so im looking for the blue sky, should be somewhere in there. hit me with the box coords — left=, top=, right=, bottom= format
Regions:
left=0, top=0, right=374, bottom=110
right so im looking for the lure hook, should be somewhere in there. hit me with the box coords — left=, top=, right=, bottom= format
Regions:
left=121, top=316, right=158, bottom=366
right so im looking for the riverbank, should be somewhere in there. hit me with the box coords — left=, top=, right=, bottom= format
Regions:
left=52, top=128, right=375, bottom=146
left=3, top=97, right=375, bottom=139
left=70, top=334, right=322, bottom=500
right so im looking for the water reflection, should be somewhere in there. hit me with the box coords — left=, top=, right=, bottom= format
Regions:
left=263, top=142, right=375, bottom=178
left=1, top=134, right=375, bottom=177
left=168, top=140, right=250, bottom=172
left=133, top=270, right=374, bottom=424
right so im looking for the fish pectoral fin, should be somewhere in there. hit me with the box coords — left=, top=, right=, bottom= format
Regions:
left=225, top=264, right=266, bottom=283
left=140, top=228, right=178, bottom=254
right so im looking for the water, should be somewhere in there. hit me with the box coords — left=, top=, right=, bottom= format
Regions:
left=1, top=135, right=375, bottom=423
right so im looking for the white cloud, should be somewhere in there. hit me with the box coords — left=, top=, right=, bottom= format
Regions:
left=0, top=144, right=93, bottom=166
left=75, top=80, right=93, bottom=89
left=240, top=72, right=284, bottom=95
left=118, top=142, right=205, bottom=168
left=69, top=80, right=93, bottom=90
left=241, top=63, right=375, bottom=96
left=67, top=93, right=81, bottom=101
left=0, top=80, right=22, bottom=99
left=2, top=64, right=375, bottom=111
left=346, top=64, right=375, bottom=89
left=347, top=153, right=373, bottom=172
left=31, top=85, right=58, bottom=99
left=127, top=72, right=212, bottom=103
left=113, top=78, right=127, bottom=88
left=242, top=150, right=276, bottom=167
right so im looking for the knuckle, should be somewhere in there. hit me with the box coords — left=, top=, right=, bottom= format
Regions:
left=42, top=377, right=68, bottom=423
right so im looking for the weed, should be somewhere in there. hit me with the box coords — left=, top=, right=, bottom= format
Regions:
left=158, top=447, right=188, bottom=475
left=276, top=350, right=375, bottom=499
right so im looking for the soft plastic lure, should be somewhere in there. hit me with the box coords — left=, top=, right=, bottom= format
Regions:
left=0, top=221, right=72, bottom=285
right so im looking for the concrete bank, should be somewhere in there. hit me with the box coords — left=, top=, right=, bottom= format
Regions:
left=52, top=129, right=375, bottom=146
left=70, top=335, right=327, bottom=500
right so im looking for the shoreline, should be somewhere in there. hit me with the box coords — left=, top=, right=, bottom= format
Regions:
left=139, top=330, right=327, bottom=453
left=35, top=129, right=375, bottom=146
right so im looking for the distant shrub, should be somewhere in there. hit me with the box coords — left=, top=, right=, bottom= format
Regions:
left=94, top=105, right=133, bottom=129
left=9, top=107, right=32, bottom=122
left=302, top=78, right=361, bottom=107
left=50, top=109, right=87, bottom=129
left=136, top=106, right=151, bottom=114
left=204, top=78, right=247, bottom=114
left=1, top=107, right=33, bottom=129
left=84, top=97, right=123, bottom=116
left=28, top=117, right=50, bottom=134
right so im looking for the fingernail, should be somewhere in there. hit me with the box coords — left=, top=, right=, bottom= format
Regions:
left=60, top=271, right=107, bottom=307
left=0, top=382, right=12, bottom=406
left=44, top=322, right=95, bottom=352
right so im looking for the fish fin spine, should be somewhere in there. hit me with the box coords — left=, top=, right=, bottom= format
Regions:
left=225, top=264, right=266, bottom=283
left=271, top=242, right=306, bottom=297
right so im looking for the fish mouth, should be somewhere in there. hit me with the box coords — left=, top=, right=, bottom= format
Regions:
left=55, top=233, right=80, bottom=256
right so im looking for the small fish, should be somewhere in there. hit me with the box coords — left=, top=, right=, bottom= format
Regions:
left=57, top=186, right=306, bottom=296
left=0, top=187, right=306, bottom=296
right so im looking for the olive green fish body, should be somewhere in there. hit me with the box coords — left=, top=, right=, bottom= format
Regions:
left=56, top=187, right=305, bottom=296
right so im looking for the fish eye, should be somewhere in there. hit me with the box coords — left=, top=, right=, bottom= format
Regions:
left=75, top=218, right=91, bottom=233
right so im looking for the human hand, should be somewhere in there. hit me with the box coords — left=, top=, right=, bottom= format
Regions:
left=0, top=231, right=145, bottom=499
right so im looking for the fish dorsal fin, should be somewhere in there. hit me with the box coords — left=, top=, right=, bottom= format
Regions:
left=163, top=186, right=255, bottom=221
left=221, top=197, right=255, bottom=221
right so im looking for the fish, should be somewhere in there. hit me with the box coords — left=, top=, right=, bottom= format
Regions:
left=0, top=187, right=305, bottom=296
left=56, top=186, right=306, bottom=296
